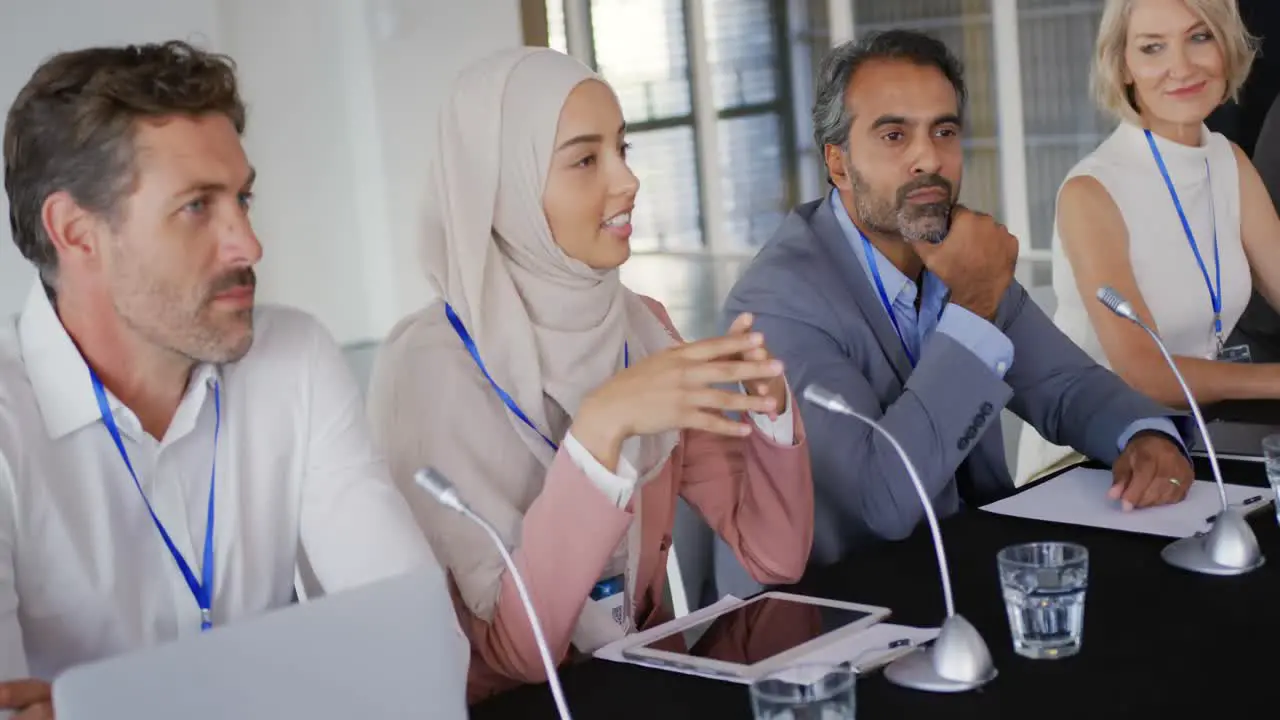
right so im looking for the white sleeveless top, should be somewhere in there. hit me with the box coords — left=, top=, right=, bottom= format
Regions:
left=1053, top=121, right=1251, bottom=362
left=1014, top=121, right=1251, bottom=485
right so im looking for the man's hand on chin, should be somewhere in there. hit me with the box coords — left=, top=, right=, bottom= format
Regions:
left=1108, top=432, right=1193, bottom=512
left=0, top=679, right=53, bottom=719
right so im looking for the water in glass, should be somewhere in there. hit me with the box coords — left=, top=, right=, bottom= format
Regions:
left=750, top=665, right=855, bottom=720
left=1262, top=435, right=1280, bottom=525
left=998, top=542, right=1088, bottom=659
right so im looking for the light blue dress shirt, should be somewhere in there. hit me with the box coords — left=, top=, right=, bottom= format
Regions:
left=829, top=189, right=1182, bottom=452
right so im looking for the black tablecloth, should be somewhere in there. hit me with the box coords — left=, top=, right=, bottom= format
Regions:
left=472, top=456, right=1280, bottom=719
left=1207, top=399, right=1280, bottom=425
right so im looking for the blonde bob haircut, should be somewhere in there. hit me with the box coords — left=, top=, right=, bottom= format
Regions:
left=1091, top=0, right=1257, bottom=124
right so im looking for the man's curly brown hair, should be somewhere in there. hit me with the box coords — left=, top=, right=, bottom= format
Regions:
left=3, top=40, right=246, bottom=286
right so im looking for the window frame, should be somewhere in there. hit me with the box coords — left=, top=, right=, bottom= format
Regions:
left=533, top=0, right=804, bottom=257
left=828, top=0, right=1077, bottom=285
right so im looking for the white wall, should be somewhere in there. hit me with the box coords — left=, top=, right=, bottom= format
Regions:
left=0, top=0, right=523, bottom=344
left=362, top=0, right=524, bottom=327
left=0, top=0, right=223, bottom=331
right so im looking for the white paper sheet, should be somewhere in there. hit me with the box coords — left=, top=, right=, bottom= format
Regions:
left=981, top=466, right=1274, bottom=538
left=593, top=596, right=939, bottom=684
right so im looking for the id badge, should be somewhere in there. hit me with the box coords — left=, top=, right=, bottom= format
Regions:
left=590, top=574, right=626, bottom=627
left=1218, top=344, right=1253, bottom=363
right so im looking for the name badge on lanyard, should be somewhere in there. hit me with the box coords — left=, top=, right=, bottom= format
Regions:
left=1144, top=130, right=1249, bottom=363
left=444, top=303, right=631, bottom=614
left=590, top=574, right=627, bottom=627
left=91, top=371, right=220, bottom=631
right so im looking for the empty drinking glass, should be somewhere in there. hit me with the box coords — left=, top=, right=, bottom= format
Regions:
left=749, top=664, right=855, bottom=720
left=1261, top=435, right=1280, bottom=525
left=997, top=541, right=1089, bottom=659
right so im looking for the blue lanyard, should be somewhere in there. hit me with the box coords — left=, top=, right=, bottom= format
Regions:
left=444, top=302, right=627, bottom=452
left=858, top=229, right=943, bottom=368
left=1144, top=129, right=1222, bottom=340
left=91, top=372, right=220, bottom=632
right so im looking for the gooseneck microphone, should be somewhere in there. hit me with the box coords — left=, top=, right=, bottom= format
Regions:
left=803, top=385, right=996, bottom=693
left=1095, top=286, right=1263, bottom=575
left=414, top=468, right=573, bottom=719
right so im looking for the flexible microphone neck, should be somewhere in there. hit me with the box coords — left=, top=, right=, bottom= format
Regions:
left=1095, top=286, right=1228, bottom=511
left=802, top=385, right=997, bottom=692
left=413, top=468, right=573, bottom=720
left=801, top=385, right=955, bottom=618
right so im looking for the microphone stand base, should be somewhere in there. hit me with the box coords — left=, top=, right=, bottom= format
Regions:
left=1161, top=535, right=1265, bottom=576
left=1161, top=507, right=1265, bottom=576
left=883, top=614, right=996, bottom=693
left=882, top=648, right=998, bottom=693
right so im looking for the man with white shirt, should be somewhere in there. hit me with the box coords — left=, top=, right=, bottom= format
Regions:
left=0, top=41, right=464, bottom=717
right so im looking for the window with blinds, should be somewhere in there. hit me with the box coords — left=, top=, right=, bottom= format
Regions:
left=590, top=0, right=702, bottom=252
left=850, top=0, right=1005, bottom=221
left=801, top=0, right=1106, bottom=287
left=539, top=0, right=799, bottom=254
left=1017, top=0, right=1109, bottom=287
left=706, top=0, right=794, bottom=250
left=540, top=0, right=1104, bottom=285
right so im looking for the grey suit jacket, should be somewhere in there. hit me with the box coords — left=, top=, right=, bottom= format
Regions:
left=725, top=197, right=1178, bottom=566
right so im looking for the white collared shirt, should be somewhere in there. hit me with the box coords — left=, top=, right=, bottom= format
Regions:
left=0, top=284, right=464, bottom=682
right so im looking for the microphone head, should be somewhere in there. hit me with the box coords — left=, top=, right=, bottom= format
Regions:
left=1095, top=285, right=1137, bottom=322
left=413, top=467, right=462, bottom=509
left=802, top=384, right=850, bottom=414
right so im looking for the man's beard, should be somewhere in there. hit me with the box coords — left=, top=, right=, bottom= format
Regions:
left=114, top=265, right=258, bottom=365
left=849, top=165, right=956, bottom=244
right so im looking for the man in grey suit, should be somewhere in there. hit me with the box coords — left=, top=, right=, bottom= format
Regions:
left=725, top=30, right=1194, bottom=567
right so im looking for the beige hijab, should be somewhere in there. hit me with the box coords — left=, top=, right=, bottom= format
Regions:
left=419, top=47, right=677, bottom=651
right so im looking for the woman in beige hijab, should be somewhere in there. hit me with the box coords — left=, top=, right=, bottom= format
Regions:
left=367, top=47, right=813, bottom=703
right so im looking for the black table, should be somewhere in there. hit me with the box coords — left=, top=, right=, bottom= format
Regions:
left=472, top=456, right=1280, bottom=719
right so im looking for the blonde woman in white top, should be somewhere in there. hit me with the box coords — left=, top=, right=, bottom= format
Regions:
left=1017, top=0, right=1280, bottom=483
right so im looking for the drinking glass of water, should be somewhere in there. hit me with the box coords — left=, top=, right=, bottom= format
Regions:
left=997, top=541, right=1088, bottom=660
left=1261, top=435, right=1280, bottom=524
left=749, top=664, right=855, bottom=720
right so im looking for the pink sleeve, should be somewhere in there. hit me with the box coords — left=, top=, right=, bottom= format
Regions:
left=641, top=296, right=815, bottom=584
left=680, top=413, right=814, bottom=584
left=460, top=450, right=631, bottom=686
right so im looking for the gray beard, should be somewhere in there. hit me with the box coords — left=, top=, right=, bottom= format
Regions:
left=848, top=164, right=954, bottom=244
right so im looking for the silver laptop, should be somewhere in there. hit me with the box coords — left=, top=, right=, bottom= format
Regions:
left=52, top=568, right=468, bottom=720
left=1189, top=420, right=1280, bottom=462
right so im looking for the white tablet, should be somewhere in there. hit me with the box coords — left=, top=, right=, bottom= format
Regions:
left=620, top=591, right=890, bottom=680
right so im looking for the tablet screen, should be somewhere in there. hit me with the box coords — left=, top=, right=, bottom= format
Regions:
left=629, top=596, right=871, bottom=665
